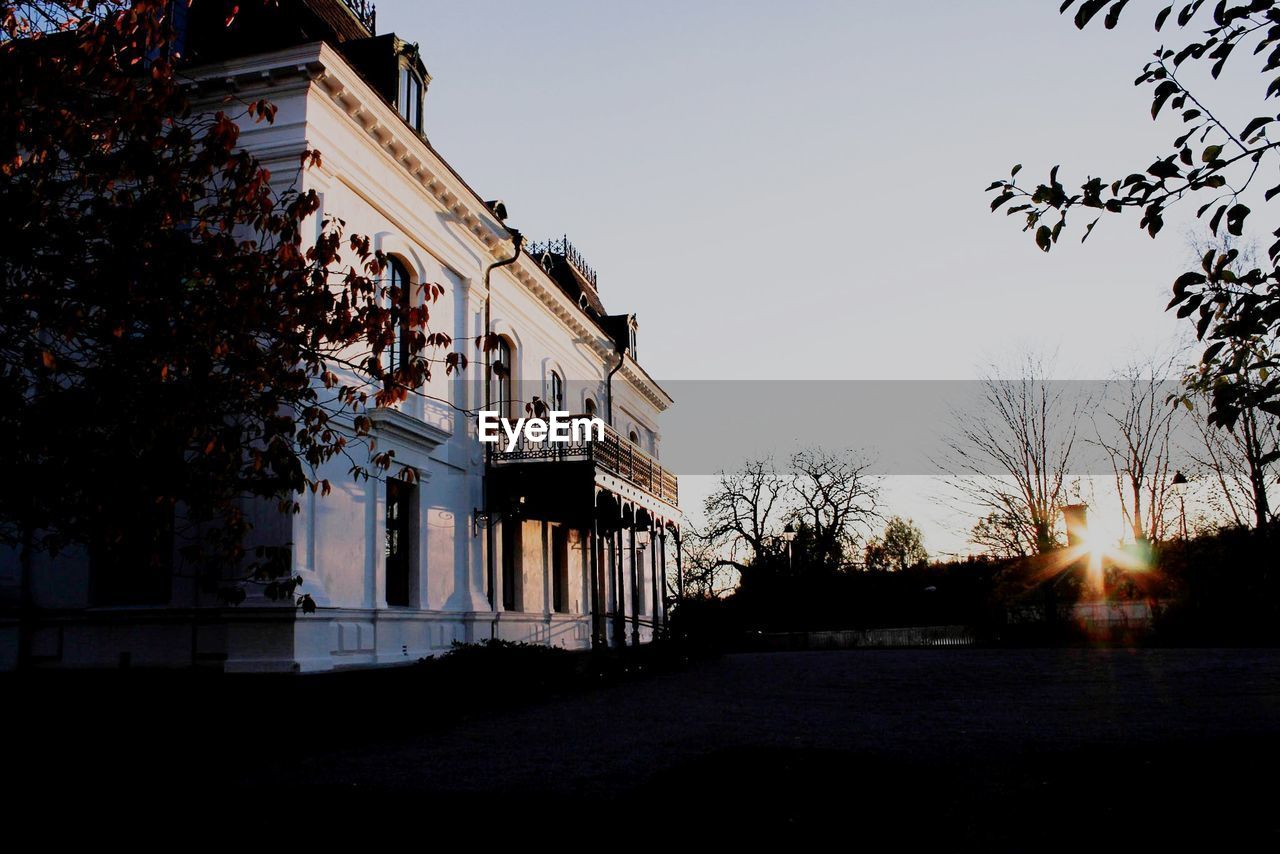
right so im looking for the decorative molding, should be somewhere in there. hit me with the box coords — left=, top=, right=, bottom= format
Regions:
left=367, top=406, right=451, bottom=463
left=188, top=43, right=672, bottom=412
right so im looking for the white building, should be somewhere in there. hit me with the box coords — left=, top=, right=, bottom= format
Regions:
left=0, top=0, right=680, bottom=672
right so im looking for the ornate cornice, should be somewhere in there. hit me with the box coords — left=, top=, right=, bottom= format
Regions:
left=188, top=42, right=672, bottom=412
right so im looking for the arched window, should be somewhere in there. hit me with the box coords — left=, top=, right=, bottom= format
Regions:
left=493, top=337, right=514, bottom=419
left=548, top=371, right=564, bottom=412
left=629, top=429, right=640, bottom=446
left=387, top=257, right=417, bottom=387
left=584, top=397, right=596, bottom=419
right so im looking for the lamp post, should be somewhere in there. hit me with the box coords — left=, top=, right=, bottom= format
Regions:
left=1171, top=470, right=1189, bottom=541
left=781, top=522, right=797, bottom=571
left=1062, top=503, right=1089, bottom=548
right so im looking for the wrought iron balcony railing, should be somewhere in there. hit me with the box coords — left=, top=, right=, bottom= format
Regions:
left=487, top=417, right=678, bottom=506
left=341, top=0, right=377, bottom=34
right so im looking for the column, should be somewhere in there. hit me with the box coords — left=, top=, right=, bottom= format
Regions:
left=659, top=529, right=669, bottom=633
left=629, top=523, right=639, bottom=647
left=650, top=526, right=660, bottom=638
left=589, top=516, right=602, bottom=649
left=675, top=530, right=684, bottom=602
left=612, top=526, right=625, bottom=649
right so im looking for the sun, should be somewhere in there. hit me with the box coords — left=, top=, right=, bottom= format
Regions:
left=1055, top=505, right=1155, bottom=597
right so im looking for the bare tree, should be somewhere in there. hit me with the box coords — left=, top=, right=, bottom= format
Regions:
left=678, top=535, right=739, bottom=599
left=697, top=457, right=788, bottom=576
left=681, top=457, right=788, bottom=593
left=1093, top=353, right=1182, bottom=543
left=1186, top=394, right=1280, bottom=529
left=788, top=448, right=881, bottom=571
left=686, top=449, right=880, bottom=589
left=942, top=352, right=1089, bottom=555
left=1180, top=233, right=1279, bottom=529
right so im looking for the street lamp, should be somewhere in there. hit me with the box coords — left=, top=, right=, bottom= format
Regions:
left=1171, top=470, right=1189, bottom=541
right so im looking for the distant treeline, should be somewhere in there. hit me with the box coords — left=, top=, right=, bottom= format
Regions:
left=672, top=522, right=1280, bottom=648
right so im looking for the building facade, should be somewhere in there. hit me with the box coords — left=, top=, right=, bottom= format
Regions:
left=0, top=0, right=680, bottom=672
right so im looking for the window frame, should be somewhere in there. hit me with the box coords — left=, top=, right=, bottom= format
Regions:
left=398, top=63, right=424, bottom=133
left=384, top=474, right=417, bottom=608
left=493, top=336, right=515, bottom=420
left=386, top=256, right=418, bottom=387
left=548, top=370, right=564, bottom=413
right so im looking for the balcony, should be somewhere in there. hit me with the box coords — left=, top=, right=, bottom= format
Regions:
left=487, top=418, right=678, bottom=508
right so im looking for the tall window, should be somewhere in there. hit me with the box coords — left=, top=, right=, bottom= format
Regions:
left=548, top=371, right=564, bottom=412
left=493, top=337, right=514, bottom=419
left=398, top=64, right=423, bottom=133
left=552, top=526, right=570, bottom=614
left=501, top=517, right=522, bottom=612
left=629, top=429, right=640, bottom=446
left=387, top=257, right=416, bottom=385
left=584, top=397, right=596, bottom=419
left=385, top=476, right=417, bottom=607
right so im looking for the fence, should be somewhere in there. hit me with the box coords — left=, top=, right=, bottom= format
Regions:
left=748, top=625, right=977, bottom=652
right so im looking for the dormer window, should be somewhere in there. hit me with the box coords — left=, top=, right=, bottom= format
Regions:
left=398, top=62, right=424, bottom=133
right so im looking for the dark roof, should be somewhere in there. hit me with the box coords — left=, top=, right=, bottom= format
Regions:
left=526, top=248, right=640, bottom=355
left=184, top=0, right=374, bottom=63
left=530, top=250, right=607, bottom=317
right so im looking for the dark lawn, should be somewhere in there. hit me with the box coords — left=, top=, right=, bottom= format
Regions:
left=10, top=648, right=1280, bottom=846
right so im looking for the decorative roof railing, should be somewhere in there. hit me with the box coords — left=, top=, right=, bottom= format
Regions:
left=525, top=235, right=599, bottom=290
left=341, top=0, right=377, bottom=34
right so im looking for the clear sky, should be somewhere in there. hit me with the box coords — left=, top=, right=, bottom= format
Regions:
left=375, top=1, right=1255, bottom=554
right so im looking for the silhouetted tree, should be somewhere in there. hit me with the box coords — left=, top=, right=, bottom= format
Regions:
left=688, top=449, right=880, bottom=590
left=679, top=534, right=741, bottom=599
left=696, top=456, right=787, bottom=581
left=1187, top=392, right=1280, bottom=528
left=940, top=352, right=1087, bottom=555
left=969, top=511, right=1031, bottom=559
left=1093, top=353, right=1183, bottom=542
left=787, top=448, right=881, bottom=573
left=864, top=516, right=928, bottom=571
left=987, top=1, right=1280, bottom=431
left=0, top=2, right=465, bottom=603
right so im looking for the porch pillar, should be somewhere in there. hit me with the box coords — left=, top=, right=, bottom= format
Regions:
left=675, top=529, right=684, bottom=602
left=650, top=525, right=660, bottom=637
left=659, top=528, right=669, bottom=634
left=612, top=526, right=626, bottom=649
left=589, top=515, right=603, bottom=649
left=629, top=523, right=640, bottom=647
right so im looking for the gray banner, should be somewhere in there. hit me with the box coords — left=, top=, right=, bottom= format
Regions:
left=641, top=380, right=1209, bottom=476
